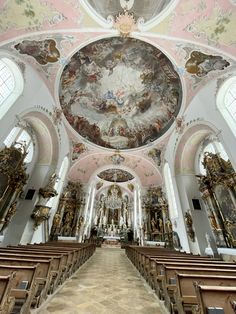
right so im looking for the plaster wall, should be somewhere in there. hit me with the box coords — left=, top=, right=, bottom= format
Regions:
left=0, top=57, right=71, bottom=245
left=164, top=74, right=236, bottom=254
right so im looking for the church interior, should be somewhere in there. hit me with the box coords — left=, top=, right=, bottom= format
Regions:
left=0, top=0, right=236, bottom=313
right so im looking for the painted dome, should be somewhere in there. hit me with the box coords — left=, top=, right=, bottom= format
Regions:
left=85, top=0, right=174, bottom=24
left=59, top=37, right=182, bottom=150
left=98, top=169, right=134, bottom=182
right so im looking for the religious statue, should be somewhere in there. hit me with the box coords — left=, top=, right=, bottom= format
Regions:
left=166, top=219, right=172, bottom=233
left=208, top=214, right=218, bottom=230
left=3, top=201, right=17, bottom=229
left=158, top=218, right=163, bottom=233
left=50, top=212, right=61, bottom=238
left=151, top=218, right=157, bottom=232
left=184, top=211, right=195, bottom=242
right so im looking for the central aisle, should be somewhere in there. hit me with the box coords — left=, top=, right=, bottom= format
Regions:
left=37, top=248, right=164, bottom=314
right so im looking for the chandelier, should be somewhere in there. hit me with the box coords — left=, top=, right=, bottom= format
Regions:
left=105, top=194, right=122, bottom=209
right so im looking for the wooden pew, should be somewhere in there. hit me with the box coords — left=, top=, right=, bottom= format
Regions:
left=194, top=284, right=236, bottom=314
left=147, top=257, right=234, bottom=290
left=160, top=265, right=236, bottom=311
left=175, top=273, right=236, bottom=314
left=0, top=273, right=16, bottom=314
left=0, top=242, right=95, bottom=312
left=145, top=256, right=226, bottom=286
left=22, top=245, right=79, bottom=272
left=0, top=264, right=39, bottom=313
left=0, top=250, right=65, bottom=291
left=10, top=245, right=76, bottom=278
left=44, top=242, right=95, bottom=265
left=0, top=257, right=53, bottom=307
left=36, top=242, right=95, bottom=268
left=0, top=248, right=70, bottom=288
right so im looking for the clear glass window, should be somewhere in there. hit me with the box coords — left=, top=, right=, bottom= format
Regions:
left=4, top=127, right=34, bottom=163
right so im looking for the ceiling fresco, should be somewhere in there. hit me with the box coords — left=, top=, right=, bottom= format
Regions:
left=68, top=152, right=162, bottom=186
left=1, top=0, right=235, bottom=188
left=86, top=0, right=173, bottom=23
left=97, top=169, right=134, bottom=183
left=59, top=37, right=182, bottom=150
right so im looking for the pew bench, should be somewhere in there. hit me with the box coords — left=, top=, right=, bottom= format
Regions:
left=0, top=257, right=53, bottom=307
left=175, top=273, right=236, bottom=314
left=160, top=265, right=236, bottom=312
left=194, top=284, right=236, bottom=314
left=0, top=250, right=65, bottom=291
left=0, top=264, right=39, bottom=314
left=0, top=273, right=16, bottom=314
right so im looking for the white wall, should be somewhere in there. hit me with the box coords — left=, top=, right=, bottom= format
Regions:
left=0, top=54, right=71, bottom=245
left=164, top=73, right=236, bottom=254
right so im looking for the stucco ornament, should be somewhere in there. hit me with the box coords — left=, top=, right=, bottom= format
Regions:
left=114, top=10, right=137, bottom=37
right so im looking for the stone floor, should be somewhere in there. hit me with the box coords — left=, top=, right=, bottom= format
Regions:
left=35, top=248, right=165, bottom=314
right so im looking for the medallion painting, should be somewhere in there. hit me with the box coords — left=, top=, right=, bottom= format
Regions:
left=59, top=37, right=182, bottom=149
left=98, top=169, right=134, bottom=182
left=15, top=39, right=60, bottom=65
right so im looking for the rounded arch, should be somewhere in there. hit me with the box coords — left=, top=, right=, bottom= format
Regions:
left=174, top=122, right=220, bottom=175
left=22, top=111, right=60, bottom=166
left=67, top=152, right=162, bottom=186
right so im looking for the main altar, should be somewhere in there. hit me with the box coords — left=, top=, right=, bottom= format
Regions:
left=92, top=185, right=133, bottom=245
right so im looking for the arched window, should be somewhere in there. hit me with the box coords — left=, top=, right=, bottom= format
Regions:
left=217, top=77, right=236, bottom=137
left=164, top=163, right=178, bottom=219
left=4, top=127, right=34, bottom=163
left=0, top=58, right=24, bottom=120
left=198, top=138, right=229, bottom=175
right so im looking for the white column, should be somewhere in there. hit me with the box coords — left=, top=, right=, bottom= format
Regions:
left=81, top=185, right=92, bottom=240
left=138, top=187, right=143, bottom=245
left=86, top=186, right=96, bottom=237
left=133, top=188, right=137, bottom=239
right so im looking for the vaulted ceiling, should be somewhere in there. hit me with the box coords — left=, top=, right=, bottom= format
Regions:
left=1, top=0, right=235, bottom=188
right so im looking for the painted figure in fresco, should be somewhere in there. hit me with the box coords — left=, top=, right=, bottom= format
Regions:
left=15, top=39, right=60, bottom=65
left=148, top=148, right=161, bottom=166
left=185, top=51, right=229, bottom=77
left=59, top=37, right=182, bottom=150
left=72, top=143, right=86, bottom=160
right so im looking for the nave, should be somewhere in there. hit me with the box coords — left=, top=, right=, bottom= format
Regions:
left=35, top=248, right=163, bottom=314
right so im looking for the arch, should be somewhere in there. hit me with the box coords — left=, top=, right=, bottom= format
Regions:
left=175, top=122, right=219, bottom=175
left=0, top=57, right=23, bottom=120
left=217, top=76, right=236, bottom=137
left=196, top=136, right=229, bottom=175
left=68, top=152, right=162, bottom=187
left=22, top=111, right=60, bottom=165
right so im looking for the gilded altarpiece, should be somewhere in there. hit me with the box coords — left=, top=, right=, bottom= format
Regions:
left=143, top=187, right=173, bottom=247
left=197, top=152, right=236, bottom=248
left=50, top=181, right=85, bottom=239
left=0, top=144, right=28, bottom=232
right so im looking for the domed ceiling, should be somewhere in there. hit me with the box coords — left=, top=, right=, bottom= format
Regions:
left=60, top=37, right=182, bottom=150
left=98, top=169, right=134, bottom=182
left=85, top=0, right=174, bottom=23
